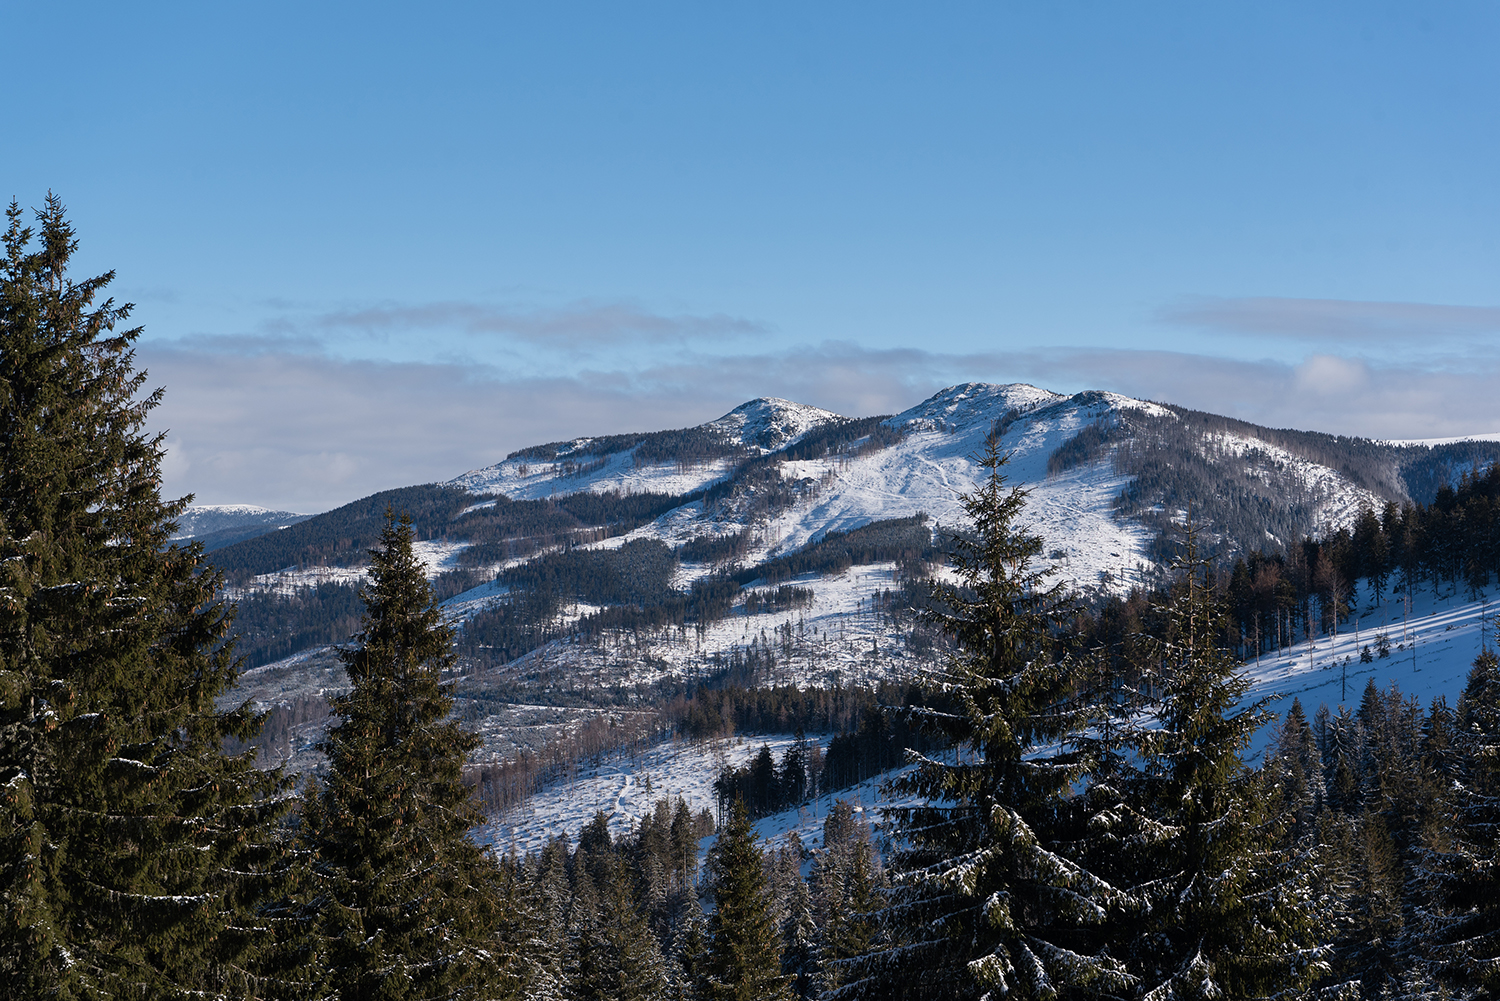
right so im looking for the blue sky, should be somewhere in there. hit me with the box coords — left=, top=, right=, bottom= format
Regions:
left=7, top=2, right=1500, bottom=510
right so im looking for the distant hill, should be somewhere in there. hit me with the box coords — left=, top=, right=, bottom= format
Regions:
left=172, top=504, right=311, bottom=552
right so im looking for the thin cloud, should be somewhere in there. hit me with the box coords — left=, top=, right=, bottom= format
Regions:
left=1161, top=296, right=1500, bottom=342
left=149, top=331, right=328, bottom=356
left=317, top=299, right=767, bottom=346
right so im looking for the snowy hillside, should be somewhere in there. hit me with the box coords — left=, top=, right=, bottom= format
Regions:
left=448, top=383, right=1393, bottom=596
left=1242, top=580, right=1495, bottom=763
left=452, top=560, right=920, bottom=695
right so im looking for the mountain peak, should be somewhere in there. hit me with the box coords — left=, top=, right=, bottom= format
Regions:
left=704, top=397, right=844, bottom=453
left=888, top=383, right=1066, bottom=431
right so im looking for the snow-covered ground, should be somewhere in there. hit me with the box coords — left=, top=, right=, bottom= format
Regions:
left=477, top=733, right=808, bottom=854
left=472, top=560, right=927, bottom=695
left=1242, top=579, right=1495, bottom=762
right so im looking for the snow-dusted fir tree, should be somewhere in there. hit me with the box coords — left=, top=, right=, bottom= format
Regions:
left=864, top=438, right=1131, bottom=1001
left=569, top=851, right=672, bottom=1001
left=703, top=797, right=794, bottom=1001
left=302, top=514, right=512, bottom=999
left=1110, top=524, right=1325, bottom=999
left=0, top=197, right=288, bottom=997
left=1270, top=697, right=1324, bottom=842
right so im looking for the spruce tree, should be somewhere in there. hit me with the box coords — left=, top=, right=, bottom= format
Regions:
left=302, top=513, right=509, bottom=1000
left=872, top=438, right=1129, bottom=1001
left=1269, top=697, right=1323, bottom=842
left=0, top=196, right=286, bottom=997
left=813, top=833, right=880, bottom=997
left=703, top=798, right=793, bottom=1001
left=524, top=836, right=573, bottom=1001
left=1111, top=525, right=1325, bottom=999
left=569, top=852, right=671, bottom=1001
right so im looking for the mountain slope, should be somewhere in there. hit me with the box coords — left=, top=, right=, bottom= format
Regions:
left=210, top=382, right=1500, bottom=709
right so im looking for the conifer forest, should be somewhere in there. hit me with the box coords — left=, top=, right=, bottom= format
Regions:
left=9, top=203, right=1500, bottom=1001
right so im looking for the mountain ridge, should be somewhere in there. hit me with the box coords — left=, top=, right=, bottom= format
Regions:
left=210, top=382, right=1500, bottom=692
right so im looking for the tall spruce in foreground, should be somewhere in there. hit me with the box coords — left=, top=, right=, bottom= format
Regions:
left=0, top=196, right=287, bottom=996
left=302, top=514, right=513, bottom=1000
left=1111, top=525, right=1326, bottom=999
left=864, top=438, right=1130, bottom=1001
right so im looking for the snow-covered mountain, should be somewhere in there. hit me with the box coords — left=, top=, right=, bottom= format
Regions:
left=444, top=381, right=1394, bottom=588
left=173, top=503, right=309, bottom=539
left=705, top=397, right=845, bottom=453
left=212, top=381, right=1500, bottom=781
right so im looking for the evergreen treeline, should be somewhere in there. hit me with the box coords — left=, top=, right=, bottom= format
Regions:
left=1060, top=464, right=1500, bottom=675
left=743, top=585, right=815, bottom=615
left=508, top=421, right=746, bottom=466
left=485, top=794, right=886, bottom=1001
left=680, top=530, right=753, bottom=565
left=1259, top=669, right=1500, bottom=995
left=662, top=682, right=903, bottom=741
left=709, top=703, right=941, bottom=823
left=1215, top=468, right=1500, bottom=661
left=231, top=582, right=367, bottom=669
left=501, top=538, right=681, bottom=608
